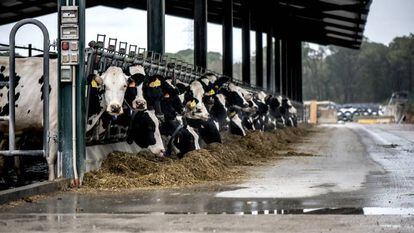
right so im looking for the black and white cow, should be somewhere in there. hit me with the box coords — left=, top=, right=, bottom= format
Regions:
left=181, top=77, right=223, bottom=144
left=0, top=57, right=58, bottom=181
left=0, top=57, right=134, bottom=181
left=123, top=65, right=165, bottom=156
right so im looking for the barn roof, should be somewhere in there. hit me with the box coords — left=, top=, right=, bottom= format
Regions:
left=0, top=0, right=372, bottom=49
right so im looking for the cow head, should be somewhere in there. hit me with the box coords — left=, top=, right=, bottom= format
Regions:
left=162, top=79, right=185, bottom=116
left=143, top=74, right=164, bottom=116
left=221, top=83, right=249, bottom=109
left=124, top=65, right=147, bottom=111
left=91, top=66, right=129, bottom=116
left=183, top=80, right=210, bottom=120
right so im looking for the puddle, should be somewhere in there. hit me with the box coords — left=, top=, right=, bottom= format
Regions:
left=120, top=207, right=414, bottom=216
left=379, top=144, right=399, bottom=149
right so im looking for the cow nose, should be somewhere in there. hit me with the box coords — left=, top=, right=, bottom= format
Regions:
left=111, top=104, right=121, bottom=113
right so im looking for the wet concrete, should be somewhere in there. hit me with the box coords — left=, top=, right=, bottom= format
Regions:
left=1, top=124, right=414, bottom=232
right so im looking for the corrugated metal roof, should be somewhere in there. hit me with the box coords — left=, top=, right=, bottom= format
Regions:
left=0, top=0, right=372, bottom=49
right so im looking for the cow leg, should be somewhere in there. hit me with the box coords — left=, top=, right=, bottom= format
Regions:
left=47, top=136, right=58, bottom=181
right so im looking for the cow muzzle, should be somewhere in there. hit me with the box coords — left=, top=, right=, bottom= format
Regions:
left=108, top=104, right=123, bottom=115
left=133, top=99, right=147, bottom=110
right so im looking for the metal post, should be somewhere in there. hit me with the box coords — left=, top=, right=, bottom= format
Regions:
left=298, top=41, right=303, bottom=102
left=7, top=19, right=49, bottom=157
left=148, top=0, right=165, bottom=54
left=76, top=0, right=86, bottom=180
left=194, top=0, right=207, bottom=68
left=222, top=0, right=233, bottom=77
left=274, top=37, right=281, bottom=93
left=58, top=0, right=72, bottom=179
left=255, top=24, right=263, bottom=87
left=242, top=0, right=251, bottom=84
left=281, top=39, right=287, bottom=96
left=28, top=43, right=32, bottom=57
left=266, top=27, right=273, bottom=91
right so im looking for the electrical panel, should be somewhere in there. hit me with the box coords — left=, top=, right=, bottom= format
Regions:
left=60, top=6, right=79, bottom=67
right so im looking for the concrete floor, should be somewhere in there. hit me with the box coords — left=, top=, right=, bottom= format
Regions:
left=1, top=123, right=414, bottom=232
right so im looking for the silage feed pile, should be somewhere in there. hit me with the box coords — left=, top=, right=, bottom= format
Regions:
left=83, top=126, right=311, bottom=190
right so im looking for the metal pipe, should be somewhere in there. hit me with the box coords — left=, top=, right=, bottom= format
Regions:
left=72, top=67, right=78, bottom=180
left=0, top=150, right=45, bottom=156
left=8, top=19, right=49, bottom=158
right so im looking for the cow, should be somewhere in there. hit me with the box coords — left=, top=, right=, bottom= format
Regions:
left=0, top=57, right=133, bottom=182
left=219, top=83, right=256, bottom=134
left=123, top=65, right=165, bottom=156
left=122, top=68, right=200, bottom=158
left=252, top=91, right=272, bottom=131
left=181, top=77, right=223, bottom=145
left=0, top=57, right=59, bottom=183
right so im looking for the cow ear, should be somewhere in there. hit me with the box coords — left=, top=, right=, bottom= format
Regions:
left=94, top=74, right=104, bottom=85
left=214, top=76, right=230, bottom=87
left=88, top=74, right=103, bottom=87
left=129, top=65, right=146, bottom=76
left=176, top=83, right=189, bottom=94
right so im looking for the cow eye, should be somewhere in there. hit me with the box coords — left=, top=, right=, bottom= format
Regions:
left=123, top=85, right=127, bottom=89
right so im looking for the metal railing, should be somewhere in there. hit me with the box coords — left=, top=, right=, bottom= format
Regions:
left=0, top=19, right=50, bottom=158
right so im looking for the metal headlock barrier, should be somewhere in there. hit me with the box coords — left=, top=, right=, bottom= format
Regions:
left=0, top=19, right=50, bottom=157
left=84, top=34, right=305, bottom=143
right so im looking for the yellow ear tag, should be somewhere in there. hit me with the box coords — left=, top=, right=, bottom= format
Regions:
left=229, top=111, right=237, bottom=118
left=91, top=79, right=98, bottom=88
left=209, top=89, right=215, bottom=95
left=187, top=100, right=197, bottom=109
left=149, top=79, right=161, bottom=88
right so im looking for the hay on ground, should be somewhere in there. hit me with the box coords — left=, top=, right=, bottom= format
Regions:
left=82, top=125, right=312, bottom=190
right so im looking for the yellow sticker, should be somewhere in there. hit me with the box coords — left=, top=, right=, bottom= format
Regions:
left=91, top=79, right=98, bottom=88
left=149, top=79, right=161, bottom=88
left=187, top=100, right=197, bottom=109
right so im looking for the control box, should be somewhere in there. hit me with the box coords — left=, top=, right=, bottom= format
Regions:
left=60, top=6, right=79, bottom=66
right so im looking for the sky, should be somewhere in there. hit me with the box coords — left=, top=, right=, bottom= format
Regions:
left=0, top=0, right=413, bottom=60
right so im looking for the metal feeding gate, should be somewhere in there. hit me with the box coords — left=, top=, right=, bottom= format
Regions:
left=83, top=33, right=306, bottom=141
left=85, top=34, right=209, bottom=84
left=84, top=33, right=216, bottom=144
left=0, top=19, right=50, bottom=158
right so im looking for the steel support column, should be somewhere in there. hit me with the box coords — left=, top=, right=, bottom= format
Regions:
left=241, top=0, right=251, bottom=84
left=194, top=0, right=207, bottom=68
left=280, top=39, right=288, bottom=95
left=58, top=0, right=86, bottom=181
left=287, top=40, right=293, bottom=99
left=76, top=0, right=86, bottom=179
left=298, top=41, right=303, bottom=102
left=255, top=24, right=263, bottom=87
left=274, top=37, right=281, bottom=93
left=266, top=27, right=273, bottom=91
left=147, top=0, right=165, bottom=54
left=222, top=0, right=233, bottom=77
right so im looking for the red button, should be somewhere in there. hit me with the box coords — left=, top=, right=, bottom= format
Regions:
left=62, top=41, right=69, bottom=50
